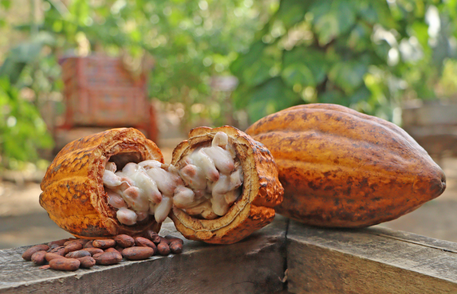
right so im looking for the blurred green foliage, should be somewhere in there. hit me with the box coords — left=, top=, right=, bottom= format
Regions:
left=39, top=0, right=274, bottom=128
left=230, top=0, right=457, bottom=123
left=0, top=77, right=53, bottom=167
left=2, top=0, right=457, bottom=167
left=0, top=0, right=272, bottom=167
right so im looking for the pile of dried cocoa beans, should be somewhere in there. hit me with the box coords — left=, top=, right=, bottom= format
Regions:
left=21, top=230, right=183, bottom=271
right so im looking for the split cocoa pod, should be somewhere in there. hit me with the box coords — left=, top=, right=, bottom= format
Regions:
left=40, top=126, right=283, bottom=244
left=246, top=103, right=446, bottom=228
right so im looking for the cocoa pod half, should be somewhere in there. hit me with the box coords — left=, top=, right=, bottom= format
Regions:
left=39, top=128, right=163, bottom=238
left=170, top=126, right=284, bottom=244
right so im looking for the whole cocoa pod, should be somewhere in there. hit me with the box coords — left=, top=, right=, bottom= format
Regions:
left=246, top=103, right=446, bottom=227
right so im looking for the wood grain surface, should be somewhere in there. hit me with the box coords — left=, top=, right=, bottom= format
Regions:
left=0, top=217, right=288, bottom=294
left=287, top=220, right=457, bottom=293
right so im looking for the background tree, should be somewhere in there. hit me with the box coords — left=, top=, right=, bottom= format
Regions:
left=230, top=0, right=457, bottom=123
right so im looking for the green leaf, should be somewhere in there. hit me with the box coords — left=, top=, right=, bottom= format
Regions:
left=244, top=77, right=300, bottom=122
left=347, top=22, right=372, bottom=52
left=328, top=61, right=368, bottom=94
left=275, top=0, right=309, bottom=29
left=283, top=47, right=327, bottom=85
left=348, top=84, right=371, bottom=105
left=318, top=90, right=347, bottom=105
left=310, top=0, right=357, bottom=45
left=0, top=0, right=11, bottom=9
left=230, top=41, right=267, bottom=76
left=281, top=63, right=315, bottom=87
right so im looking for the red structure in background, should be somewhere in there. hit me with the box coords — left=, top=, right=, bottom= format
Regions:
left=56, top=55, right=158, bottom=144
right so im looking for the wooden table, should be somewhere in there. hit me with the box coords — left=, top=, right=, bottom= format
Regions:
left=1, top=216, right=457, bottom=293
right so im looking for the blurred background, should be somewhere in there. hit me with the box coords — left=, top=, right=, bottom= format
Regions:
left=2, top=0, right=457, bottom=249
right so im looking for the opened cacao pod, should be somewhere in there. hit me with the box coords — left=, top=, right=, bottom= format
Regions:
left=40, top=126, right=283, bottom=244
left=40, top=128, right=164, bottom=238
left=246, top=103, right=446, bottom=228
left=170, top=126, right=283, bottom=244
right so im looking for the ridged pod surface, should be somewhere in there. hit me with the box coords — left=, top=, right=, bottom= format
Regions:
left=40, top=128, right=163, bottom=238
left=170, top=126, right=284, bottom=244
left=246, top=103, right=446, bottom=228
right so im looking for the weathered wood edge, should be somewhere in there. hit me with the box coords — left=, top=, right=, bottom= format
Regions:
left=287, top=220, right=457, bottom=294
left=0, top=217, right=288, bottom=294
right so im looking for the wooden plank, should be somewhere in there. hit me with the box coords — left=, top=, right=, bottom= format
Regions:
left=287, top=220, right=457, bottom=293
left=0, top=216, right=288, bottom=294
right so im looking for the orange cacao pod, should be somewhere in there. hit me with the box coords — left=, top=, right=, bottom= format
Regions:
left=246, top=103, right=446, bottom=228
left=40, top=128, right=163, bottom=238
left=170, top=126, right=284, bottom=244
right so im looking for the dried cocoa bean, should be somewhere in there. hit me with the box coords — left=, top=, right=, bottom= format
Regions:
left=157, top=240, right=170, bottom=256
left=134, top=237, right=157, bottom=252
left=105, top=247, right=122, bottom=255
left=95, top=251, right=122, bottom=265
left=48, top=239, right=68, bottom=247
left=84, top=241, right=94, bottom=248
left=114, top=234, right=135, bottom=248
left=165, top=235, right=184, bottom=245
left=64, top=242, right=83, bottom=254
left=92, top=252, right=103, bottom=259
left=49, top=246, right=65, bottom=256
left=169, top=241, right=183, bottom=254
left=31, top=251, right=47, bottom=265
left=22, top=245, right=49, bottom=261
left=78, top=256, right=96, bottom=269
left=49, top=258, right=80, bottom=271
left=84, top=248, right=104, bottom=256
left=122, top=247, right=154, bottom=260
left=64, top=239, right=87, bottom=246
left=39, top=265, right=51, bottom=270
left=92, top=239, right=116, bottom=249
left=66, top=250, right=91, bottom=259
left=45, top=253, right=66, bottom=262
left=144, top=230, right=161, bottom=244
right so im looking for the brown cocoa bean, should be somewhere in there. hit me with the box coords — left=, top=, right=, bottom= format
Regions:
left=92, top=239, right=116, bottom=249
left=65, top=250, right=91, bottom=259
left=64, top=239, right=86, bottom=246
left=122, top=247, right=154, bottom=260
left=84, top=248, right=104, bottom=256
left=114, top=234, right=135, bottom=248
left=169, top=241, right=183, bottom=254
left=134, top=237, right=157, bottom=252
left=92, top=252, right=103, bottom=259
left=45, top=253, right=66, bottom=262
left=48, top=239, right=69, bottom=247
left=39, top=264, right=51, bottom=270
left=49, top=246, right=65, bottom=256
left=95, top=252, right=122, bottom=265
left=165, top=235, right=184, bottom=245
left=64, top=242, right=83, bottom=254
left=78, top=256, right=96, bottom=268
left=31, top=251, right=47, bottom=265
left=144, top=230, right=161, bottom=244
left=22, top=245, right=49, bottom=261
left=84, top=241, right=94, bottom=248
left=157, top=240, right=170, bottom=256
left=105, top=247, right=121, bottom=255
left=49, top=258, right=80, bottom=271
